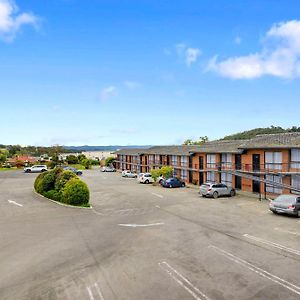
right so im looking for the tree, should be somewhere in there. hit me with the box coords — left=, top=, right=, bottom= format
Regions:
left=150, top=169, right=161, bottom=182
left=182, top=136, right=209, bottom=145
left=66, top=155, right=78, bottom=165
left=0, top=153, right=7, bottom=164
left=160, top=166, right=174, bottom=179
left=105, top=156, right=115, bottom=166
left=77, top=154, right=87, bottom=163
left=81, top=158, right=91, bottom=169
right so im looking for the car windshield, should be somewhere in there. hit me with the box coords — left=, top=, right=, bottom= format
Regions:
left=273, top=195, right=296, bottom=203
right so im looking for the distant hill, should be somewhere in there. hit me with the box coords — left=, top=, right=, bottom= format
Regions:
left=221, top=126, right=300, bottom=140
left=63, top=145, right=152, bottom=152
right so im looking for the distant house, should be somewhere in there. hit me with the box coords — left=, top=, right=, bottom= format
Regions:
left=7, top=155, right=38, bottom=166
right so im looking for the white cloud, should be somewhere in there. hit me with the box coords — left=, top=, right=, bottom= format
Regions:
left=186, top=47, right=201, bottom=66
left=123, top=80, right=141, bottom=90
left=100, top=86, right=117, bottom=101
left=0, top=0, right=39, bottom=42
left=207, top=20, right=300, bottom=79
left=234, top=36, right=241, bottom=45
left=175, top=43, right=201, bottom=66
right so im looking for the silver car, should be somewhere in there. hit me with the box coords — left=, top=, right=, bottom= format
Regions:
left=24, top=165, right=47, bottom=173
left=269, top=194, right=300, bottom=217
left=200, top=182, right=236, bottom=198
left=122, top=170, right=137, bottom=178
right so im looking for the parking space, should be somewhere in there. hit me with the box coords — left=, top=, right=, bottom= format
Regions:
left=0, top=169, right=299, bottom=299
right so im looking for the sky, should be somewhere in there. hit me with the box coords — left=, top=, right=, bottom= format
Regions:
left=1, top=0, right=300, bottom=146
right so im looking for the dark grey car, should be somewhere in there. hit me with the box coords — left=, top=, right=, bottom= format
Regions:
left=269, top=194, right=300, bottom=217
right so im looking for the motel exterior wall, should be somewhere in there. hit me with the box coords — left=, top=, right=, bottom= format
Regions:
left=115, top=133, right=300, bottom=196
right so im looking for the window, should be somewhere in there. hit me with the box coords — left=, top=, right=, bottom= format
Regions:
left=180, top=169, right=187, bottom=180
left=291, top=149, right=300, bottom=169
left=155, top=155, right=160, bottom=165
left=148, top=155, right=155, bottom=165
left=265, top=152, right=282, bottom=170
left=266, top=175, right=282, bottom=194
left=221, top=154, right=232, bottom=169
left=171, top=155, right=177, bottom=166
left=221, top=172, right=232, bottom=187
left=206, top=171, right=215, bottom=182
left=291, top=175, right=300, bottom=194
left=180, top=156, right=188, bottom=167
left=206, top=154, right=216, bottom=169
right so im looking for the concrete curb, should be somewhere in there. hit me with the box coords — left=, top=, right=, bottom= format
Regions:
left=33, top=190, right=93, bottom=210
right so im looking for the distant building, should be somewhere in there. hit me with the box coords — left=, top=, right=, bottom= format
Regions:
left=83, top=151, right=116, bottom=161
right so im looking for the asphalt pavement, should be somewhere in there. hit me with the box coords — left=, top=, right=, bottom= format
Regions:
left=0, top=169, right=299, bottom=300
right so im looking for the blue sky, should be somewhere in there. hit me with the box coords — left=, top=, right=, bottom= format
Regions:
left=1, top=0, right=300, bottom=146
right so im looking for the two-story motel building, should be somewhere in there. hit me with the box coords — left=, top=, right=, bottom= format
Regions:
left=115, top=133, right=300, bottom=196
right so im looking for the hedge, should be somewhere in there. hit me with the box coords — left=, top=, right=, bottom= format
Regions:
left=34, top=168, right=90, bottom=207
left=61, top=178, right=89, bottom=206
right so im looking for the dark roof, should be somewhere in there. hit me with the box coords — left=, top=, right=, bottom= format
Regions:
left=142, top=145, right=199, bottom=155
left=239, top=132, right=300, bottom=149
left=189, top=140, right=245, bottom=154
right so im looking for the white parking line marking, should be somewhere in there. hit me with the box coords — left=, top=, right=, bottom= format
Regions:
left=151, top=192, right=164, bottom=198
left=243, top=234, right=300, bottom=256
left=86, top=286, right=95, bottom=300
left=7, top=200, right=23, bottom=207
left=274, top=227, right=300, bottom=236
left=210, top=245, right=300, bottom=296
left=86, top=283, right=105, bottom=300
left=118, top=223, right=164, bottom=228
left=158, top=261, right=210, bottom=300
left=155, top=205, right=161, bottom=208
left=94, top=283, right=105, bottom=300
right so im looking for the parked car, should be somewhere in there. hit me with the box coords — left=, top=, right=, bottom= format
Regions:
left=62, top=166, right=82, bottom=176
left=122, top=170, right=137, bottom=178
left=200, top=182, right=236, bottom=198
left=138, top=173, right=154, bottom=184
left=269, top=194, right=300, bottom=217
left=161, top=177, right=185, bottom=188
left=24, top=165, right=47, bottom=173
left=101, top=166, right=116, bottom=172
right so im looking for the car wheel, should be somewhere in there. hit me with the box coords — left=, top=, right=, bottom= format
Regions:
left=202, top=195, right=206, bottom=198
left=145, top=179, right=149, bottom=184
left=181, top=183, right=185, bottom=187
left=26, top=169, right=31, bottom=173
left=230, top=190, right=235, bottom=197
left=213, top=191, right=218, bottom=199
left=272, top=210, right=278, bottom=214
left=41, top=169, right=46, bottom=172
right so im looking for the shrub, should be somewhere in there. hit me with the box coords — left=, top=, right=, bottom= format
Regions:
left=61, top=178, right=89, bottom=206
left=38, top=171, right=56, bottom=194
left=55, top=170, right=77, bottom=191
left=105, top=156, right=115, bottom=166
left=192, top=179, right=198, bottom=185
left=34, top=172, right=47, bottom=193
left=43, top=190, right=60, bottom=201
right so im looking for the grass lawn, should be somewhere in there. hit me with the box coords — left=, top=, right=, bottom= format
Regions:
left=0, top=167, right=18, bottom=172
left=68, top=164, right=86, bottom=170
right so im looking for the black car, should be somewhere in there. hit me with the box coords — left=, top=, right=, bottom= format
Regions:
left=269, top=194, right=300, bottom=217
left=62, top=166, right=83, bottom=176
left=161, top=177, right=185, bottom=188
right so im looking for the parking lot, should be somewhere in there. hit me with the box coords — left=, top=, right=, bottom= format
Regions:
left=0, top=169, right=300, bottom=300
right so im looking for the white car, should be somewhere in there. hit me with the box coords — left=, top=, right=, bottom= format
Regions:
left=138, top=173, right=154, bottom=184
left=122, top=170, right=137, bottom=178
left=24, top=165, right=48, bottom=173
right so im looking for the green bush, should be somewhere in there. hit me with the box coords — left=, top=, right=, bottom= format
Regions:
left=61, top=178, right=89, bottom=206
left=34, top=168, right=90, bottom=207
left=55, top=170, right=77, bottom=191
left=34, top=172, right=47, bottom=193
left=39, top=171, right=56, bottom=194
left=43, top=190, right=60, bottom=201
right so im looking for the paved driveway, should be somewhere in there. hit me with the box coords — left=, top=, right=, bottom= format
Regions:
left=0, top=170, right=300, bottom=299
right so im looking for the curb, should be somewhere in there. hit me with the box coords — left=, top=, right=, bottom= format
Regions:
left=33, top=190, right=93, bottom=210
